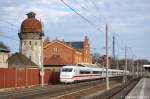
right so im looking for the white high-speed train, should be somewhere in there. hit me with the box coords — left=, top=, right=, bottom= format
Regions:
left=60, top=64, right=129, bottom=83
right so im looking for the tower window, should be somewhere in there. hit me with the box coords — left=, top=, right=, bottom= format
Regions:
left=29, top=56, right=31, bottom=60
left=24, top=41, right=26, bottom=45
left=29, top=41, right=31, bottom=45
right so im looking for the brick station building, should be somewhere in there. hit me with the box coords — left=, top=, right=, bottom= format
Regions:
left=43, top=36, right=92, bottom=66
left=18, top=12, right=92, bottom=68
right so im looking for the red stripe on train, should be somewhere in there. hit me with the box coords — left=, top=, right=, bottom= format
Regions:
left=60, top=74, right=102, bottom=79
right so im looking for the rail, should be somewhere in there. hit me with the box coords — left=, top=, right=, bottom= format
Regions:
left=88, top=77, right=141, bottom=99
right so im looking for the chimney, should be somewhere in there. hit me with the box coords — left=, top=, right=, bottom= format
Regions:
left=26, top=12, right=36, bottom=18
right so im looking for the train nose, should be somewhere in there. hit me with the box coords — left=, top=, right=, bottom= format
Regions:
left=60, top=74, right=70, bottom=78
left=60, top=73, right=74, bottom=83
left=60, top=72, right=72, bottom=78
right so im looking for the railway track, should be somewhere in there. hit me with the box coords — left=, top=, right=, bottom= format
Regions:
left=0, top=77, right=122, bottom=99
left=87, top=77, right=141, bottom=99
left=109, top=78, right=140, bottom=99
left=51, top=80, right=121, bottom=99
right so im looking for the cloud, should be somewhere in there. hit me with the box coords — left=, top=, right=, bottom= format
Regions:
left=0, top=0, right=150, bottom=60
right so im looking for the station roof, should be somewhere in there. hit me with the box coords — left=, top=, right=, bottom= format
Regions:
left=8, top=53, right=38, bottom=68
left=78, top=63, right=100, bottom=68
left=44, top=55, right=69, bottom=65
left=0, top=42, right=10, bottom=52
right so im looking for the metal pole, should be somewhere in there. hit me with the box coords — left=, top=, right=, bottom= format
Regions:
left=141, top=64, right=143, bottom=77
left=116, top=56, right=119, bottom=69
left=132, top=59, right=134, bottom=79
left=136, top=62, right=139, bottom=78
left=140, top=64, right=142, bottom=77
left=41, top=37, right=44, bottom=87
left=112, top=35, right=116, bottom=69
left=123, top=47, right=127, bottom=83
left=106, top=24, right=109, bottom=90
left=113, top=35, right=115, bottom=60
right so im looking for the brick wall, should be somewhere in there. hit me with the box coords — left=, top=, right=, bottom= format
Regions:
left=43, top=40, right=92, bottom=65
left=44, top=41, right=74, bottom=65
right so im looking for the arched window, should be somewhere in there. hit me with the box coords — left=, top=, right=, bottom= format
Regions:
left=53, top=48, right=59, bottom=53
left=24, top=41, right=26, bottom=45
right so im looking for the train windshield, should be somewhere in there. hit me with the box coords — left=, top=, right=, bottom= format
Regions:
left=61, top=68, right=73, bottom=72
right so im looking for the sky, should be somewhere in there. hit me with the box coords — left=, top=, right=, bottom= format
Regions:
left=0, top=0, right=150, bottom=60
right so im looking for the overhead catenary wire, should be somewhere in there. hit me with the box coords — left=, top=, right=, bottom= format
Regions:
left=72, top=0, right=89, bottom=12
left=0, top=34, right=19, bottom=41
left=72, top=0, right=101, bottom=22
left=60, top=0, right=102, bottom=32
left=89, top=0, right=102, bottom=23
left=0, top=34, right=19, bottom=52
left=0, top=20, right=18, bottom=29
left=88, top=0, right=109, bottom=24
left=0, top=19, right=19, bottom=41
left=88, top=0, right=115, bottom=50
left=62, top=1, right=129, bottom=54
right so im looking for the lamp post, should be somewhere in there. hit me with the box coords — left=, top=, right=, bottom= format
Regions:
left=105, top=24, right=109, bottom=90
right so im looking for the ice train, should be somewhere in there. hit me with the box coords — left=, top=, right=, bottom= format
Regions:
left=60, top=64, right=129, bottom=83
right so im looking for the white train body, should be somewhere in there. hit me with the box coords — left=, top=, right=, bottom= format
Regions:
left=60, top=65, right=128, bottom=83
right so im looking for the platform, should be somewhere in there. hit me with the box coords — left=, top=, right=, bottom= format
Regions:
left=125, top=78, right=150, bottom=99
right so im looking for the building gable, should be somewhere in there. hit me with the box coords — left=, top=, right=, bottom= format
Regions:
left=44, top=40, right=74, bottom=50
left=43, top=40, right=76, bottom=66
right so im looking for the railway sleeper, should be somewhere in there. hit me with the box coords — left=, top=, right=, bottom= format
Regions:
left=83, top=77, right=141, bottom=99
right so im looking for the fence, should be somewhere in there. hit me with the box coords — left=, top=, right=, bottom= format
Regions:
left=44, top=69, right=60, bottom=84
left=0, top=67, right=60, bottom=89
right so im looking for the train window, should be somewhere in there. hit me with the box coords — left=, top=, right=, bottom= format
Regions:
left=80, top=70, right=91, bottom=74
left=80, top=71, right=84, bottom=74
left=93, top=71, right=102, bottom=74
left=85, top=71, right=91, bottom=74
left=93, top=71, right=98, bottom=74
left=62, top=68, right=72, bottom=72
